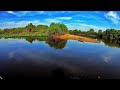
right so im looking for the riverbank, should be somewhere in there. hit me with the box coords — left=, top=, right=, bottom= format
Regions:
left=0, top=33, right=98, bottom=43
left=0, top=33, right=48, bottom=38
left=51, top=34, right=98, bottom=43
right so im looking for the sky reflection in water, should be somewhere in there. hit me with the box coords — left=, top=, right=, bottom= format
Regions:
left=0, top=38, right=120, bottom=79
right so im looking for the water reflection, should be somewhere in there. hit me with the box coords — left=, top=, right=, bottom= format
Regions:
left=2, top=37, right=67, bottom=49
left=2, top=36, right=120, bottom=49
left=25, top=37, right=47, bottom=43
left=45, top=37, right=67, bottom=49
left=97, top=38, right=120, bottom=48
left=0, top=37, right=120, bottom=79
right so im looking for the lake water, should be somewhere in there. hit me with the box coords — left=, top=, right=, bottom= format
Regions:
left=0, top=37, right=120, bottom=79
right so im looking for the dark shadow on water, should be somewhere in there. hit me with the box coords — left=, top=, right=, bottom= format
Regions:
left=51, top=68, right=67, bottom=79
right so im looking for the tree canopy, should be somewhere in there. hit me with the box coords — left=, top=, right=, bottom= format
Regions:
left=48, top=23, right=68, bottom=35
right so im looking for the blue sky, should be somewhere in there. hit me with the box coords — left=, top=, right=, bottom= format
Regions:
left=0, top=11, right=120, bottom=31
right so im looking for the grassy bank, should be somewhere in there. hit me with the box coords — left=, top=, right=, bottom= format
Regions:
left=0, top=33, right=48, bottom=38
left=0, top=33, right=98, bottom=43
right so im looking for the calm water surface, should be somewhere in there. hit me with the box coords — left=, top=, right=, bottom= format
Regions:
left=0, top=37, right=120, bottom=79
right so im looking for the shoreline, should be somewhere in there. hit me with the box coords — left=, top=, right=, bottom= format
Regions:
left=0, top=33, right=98, bottom=43
left=0, top=33, right=48, bottom=37
left=51, top=34, right=98, bottom=43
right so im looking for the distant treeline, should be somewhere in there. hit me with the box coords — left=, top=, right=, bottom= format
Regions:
left=69, top=29, right=120, bottom=40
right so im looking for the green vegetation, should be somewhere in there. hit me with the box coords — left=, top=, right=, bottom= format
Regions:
left=0, top=22, right=68, bottom=37
left=0, top=33, right=48, bottom=37
left=0, top=22, right=120, bottom=41
left=1, top=22, right=120, bottom=48
left=69, top=29, right=120, bottom=40
left=69, top=28, right=120, bottom=48
left=69, top=29, right=97, bottom=38
left=48, top=23, right=68, bottom=35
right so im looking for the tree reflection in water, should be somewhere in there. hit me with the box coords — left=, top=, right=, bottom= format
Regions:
left=97, top=38, right=120, bottom=48
left=1, top=36, right=120, bottom=48
left=45, top=36, right=67, bottom=49
left=2, top=36, right=67, bottom=49
left=25, top=36, right=67, bottom=49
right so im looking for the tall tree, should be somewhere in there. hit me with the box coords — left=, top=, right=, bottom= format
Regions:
left=48, top=23, right=68, bottom=35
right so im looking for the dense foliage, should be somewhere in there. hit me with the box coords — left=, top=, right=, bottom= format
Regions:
left=1, top=23, right=120, bottom=48
left=48, top=23, right=68, bottom=35
left=0, top=22, right=120, bottom=42
left=0, top=23, right=68, bottom=36
left=69, top=29, right=120, bottom=40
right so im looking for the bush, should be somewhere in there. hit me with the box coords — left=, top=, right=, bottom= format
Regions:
left=48, top=23, right=68, bottom=35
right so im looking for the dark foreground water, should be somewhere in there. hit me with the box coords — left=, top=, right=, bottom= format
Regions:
left=0, top=37, right=120, bottom=79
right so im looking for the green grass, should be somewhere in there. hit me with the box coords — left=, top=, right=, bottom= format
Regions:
left=0, top=33, right=48, bottom=38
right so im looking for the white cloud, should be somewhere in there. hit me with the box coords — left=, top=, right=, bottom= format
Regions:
left=66, top=23, right=107, bottom=31
left=106, top=11, right=119, bottom=19
left=79, top=23, right=107, bottom=30
left=0, top=20, right=48, bottom=29
left=45, top=19, right=61, bottom=23
left=37, top=11, right=45, bottom=14
left=6, top=11, right=16, bottom=14
left=54, top=11, right=79, bottom=13
left=18, top=11, right=30, bottom=16
left=94, top=11, right=100, bottom=13
left=76, top=15, right=102, bottom=20
left=0, top=19, right=108, bottom=31
left=6, top=11, right=30, bottom=17
left=56, top=17, right=72, bottom=20
left=105, top=11, right=120, bottom=24
left=75, top=20, right=85, bottom=22
left=6, top=11, right=46, bottom=17
left=45, top=17, right=72, bottom=23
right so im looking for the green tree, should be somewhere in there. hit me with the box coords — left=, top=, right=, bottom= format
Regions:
left=0, top=29, right=2, bottom=34
left=97, top=30, right=102, bottom=38
left=87, top=29, right=95, bottom=34
left=25, top=23, right=36, bottom=32
left=37, top=25, right=48, bottom=30
left=48, top=23, right=68, bottom=35
left=36, top=25, right=48, bottom=33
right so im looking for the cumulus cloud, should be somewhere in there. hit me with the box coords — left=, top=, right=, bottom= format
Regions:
left=2, top=11, right=119, bottom=30
left=105, top=11, right=120, bottom=24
